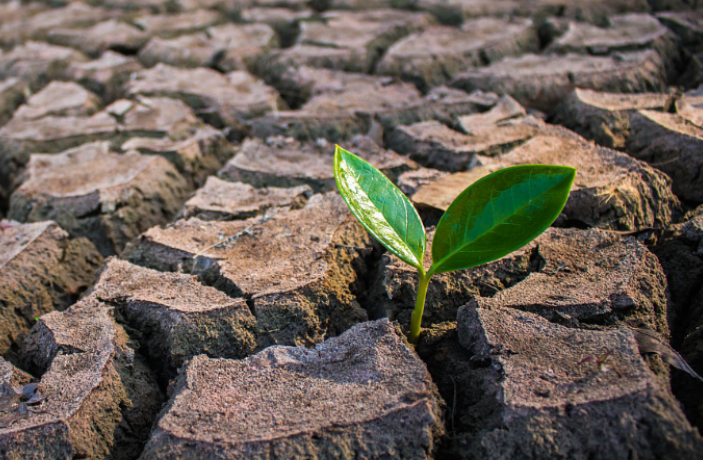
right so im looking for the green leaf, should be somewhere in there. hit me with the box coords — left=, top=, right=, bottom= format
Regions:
left=334, top=145, right=426, bottom=270
left=430, top=164, right=576, bottom=275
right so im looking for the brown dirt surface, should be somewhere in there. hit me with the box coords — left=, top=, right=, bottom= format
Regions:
left=140, top=319, right=443, bottom=460
left=2, top=0, right=703, bottom=457
left=0, top=220, right=102, bottom=358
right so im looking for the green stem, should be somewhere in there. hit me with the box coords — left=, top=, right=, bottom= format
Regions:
left=409, top=270, right=432, bottom=344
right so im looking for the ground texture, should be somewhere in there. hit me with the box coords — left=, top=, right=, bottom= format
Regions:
left=2, top=0, right=703, bottom=459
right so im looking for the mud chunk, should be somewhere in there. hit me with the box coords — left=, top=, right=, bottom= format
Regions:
left=0, top=220, right=102, bottom=356
left=140, top=319, right=443, bottom=460
left=240, top=7, right=311, bottom=48
left=657, top=9, right=703, bottom=52
left=454, top=304, right=703, bottom=460
left=0, top=1, right=47, bottom=26
left=676, top=86, right=703, bottom=127
left=0, top=111, right=117, bottom=201
left=132, top=9, right=225, bottom=38
left=552, top=88, right=669, bottom=149
left=376, top=18, right=538, bottom=90
left=272, top=9, right=434, bottom=73
left=0, top=2, right=112, bottom=48
left=3, top=299, right=162, bottom=460
left=250, top=69, right=424, bottom=141
left=219, top=135, right=416, bottom=191
left=182, top=176, right=312, bottom=220
left=122, top=124, right=232, bottom=187
left=89, top=258, right=256, bottom=377
left=66, top=51, right=143, bottom=103
left=472, top=228, right=669, bottom=331
left=413, top=123, right=680, bottom=231
left=125, top=63, right=284, bottom=134
left=450, top=50, right=667, bottom=113
left=125, top=193, right=369, bottom=348
left=0, top=357, right=31, bottom=388
left=139, top=23, right=278, bottom=71
left=12, top=81, right=101, bottom=121
left=627, top=109, right=703, bottom=204
left=106, top=96, right=200, bottom=140
left=48, top=19, right=149, bottom=58
left=387, top=96, right=538, bottom=171
left=0, top=77, right=26, bottom=127
left=397, top=167, right=449, bottom=197
left=8, top=142, right=190, bottom=256
left=0, top=42, right=88, bottom=91
left=547, top=13, right=678, bottom=61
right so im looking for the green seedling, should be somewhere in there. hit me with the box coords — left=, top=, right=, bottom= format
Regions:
left=333, top=145, right=576, bottom=344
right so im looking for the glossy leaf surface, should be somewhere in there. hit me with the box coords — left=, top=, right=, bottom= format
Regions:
left=334, top=145, right=426, bottom=270
left=430, top=164, right=576, bottom=274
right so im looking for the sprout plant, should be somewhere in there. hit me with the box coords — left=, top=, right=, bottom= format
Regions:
left=334, top=145, right=576, bottom=344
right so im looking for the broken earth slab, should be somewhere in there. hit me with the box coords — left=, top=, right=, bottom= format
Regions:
left=376, top=17, right=539, bottom=91
left=47, top=19, right=150, bottom=58
left=122, top=124, right=233, bottom=188
left=0, top=357, right=31, bottom=389
left=651, top=206, right=703, bottom=434
left=270, top=9, right=435, bottom=74
left=0, top=2, right=114, bottom=48
left=0, top=1, right=47, bottom=27
left=7, top=141, right=190, bottom=256
left=626, top=109, right=703, bottom=204
left=0, top=220, right=102, bottom=358
left=11, top=81, right=101, bottom=121
left=125, top=63, right=284, bottom=135
left=218, top=135, right=416, bottom=191
left=0, top=41, right=88, bottom=92
left=657, top=9, right=703, bottom=54
left=451, top=304, right=703, bottom=460
left=0, top=77, right=27, bottom=127
left=139, top=319, right=443, bottom=460
left=239, top=7, right=312, bottom=48
left=250, top=70, right=497, bottom=142
left=87, top=257, right=256, bottom=379
left=181, top=176, right=312, bottom=221
left=65, top=51, right=143, bottom=103
left=411, top=122, right=681, bottom=231
left=546, top=13, right=680, bottom=77
left=552, top=88, right=670, bottom=150
left=138, top=23, right=279, bottom=71
left=1, top=298, right=162, bottom=460
left=125, top=192, right=370, bottom=349
left=450, top=50, right=668, bottom=113
left=386, top=95, right=538, bottom=172
left=466, top=227, right=670, bottom=333
left=131, top=9, right=226, bottom=39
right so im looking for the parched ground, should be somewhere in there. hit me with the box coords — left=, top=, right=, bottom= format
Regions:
left=3, top=0, right=703, bottom=459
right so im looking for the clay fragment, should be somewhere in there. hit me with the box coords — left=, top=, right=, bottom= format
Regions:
left=219, top=135, right=416, bottom=190
left=181, top=176, right=312, bottom=220
left=125, top=193, right=370, bottom=349
left=627, top=109, right=703, bottom=204
left=89, top=258, right=256, bottom=377
left=453, top=304, right=703, bottom=459
left=412, top=122, right=680, bottom=231
left=140, top=319, right=443, bottom=460
left=66, top=51, right=143, bottom=103
left=0, top=220, right=102, bottom=356
left=0, top=299, right=162, bottom=460
left=0, top=78, right=26, bottom=126
left=8, top=142, right=190, bottom=256
left=0, top=42, right=88, bottom=91
left=377, top=17, right=538, bottom=90
left=386, top=96, right=538, bottom=171
left=552, top=88, right=669, bottom=149
left=450, top=50, right=667, bottom=113
left=125, top=63, right=284, bottom=134
left=48, top=19, right=149, bottom=58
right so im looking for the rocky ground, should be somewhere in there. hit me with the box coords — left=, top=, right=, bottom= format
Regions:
left=2, top=0, right=703, bottom=458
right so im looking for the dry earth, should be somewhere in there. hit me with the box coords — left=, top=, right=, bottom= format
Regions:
left=2, top=0, right=703, bottom=459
